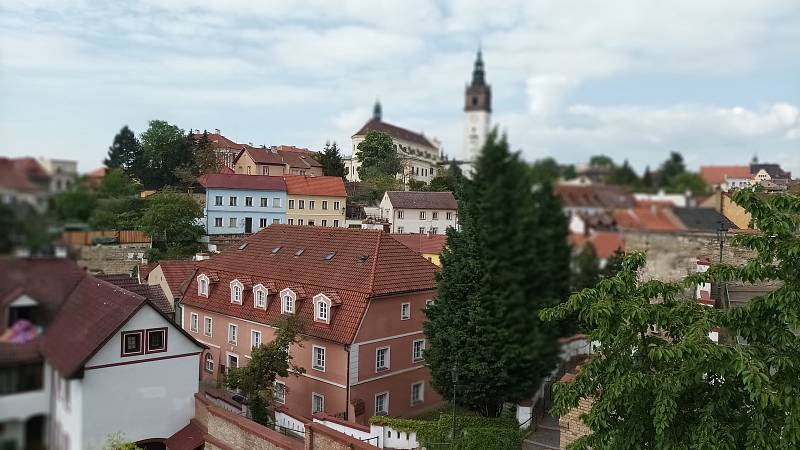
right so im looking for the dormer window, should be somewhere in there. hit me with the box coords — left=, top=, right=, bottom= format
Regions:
left=230, top=279, right=244, bottom=304
left=281, top=288, right=296, bottom=314
left=253, top=284, right=268, bottom=310
left=314, top=294, right=331, bottom=323
left=198, top=274, right=210, bottom=297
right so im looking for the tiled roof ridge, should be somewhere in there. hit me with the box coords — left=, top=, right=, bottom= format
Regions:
left=367, top=231, right=382, bottom=294
left=192, top=266, right=370, bottom=297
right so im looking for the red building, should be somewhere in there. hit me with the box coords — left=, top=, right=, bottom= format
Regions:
left=180, top=225, right=441, bottom=424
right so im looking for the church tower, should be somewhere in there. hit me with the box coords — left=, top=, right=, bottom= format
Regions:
left=463, top=49, right=491, bottom=162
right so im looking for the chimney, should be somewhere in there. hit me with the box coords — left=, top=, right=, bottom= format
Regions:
left=214, top=128, right=221, bottom=134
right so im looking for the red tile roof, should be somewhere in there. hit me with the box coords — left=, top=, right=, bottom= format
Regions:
left=0, top=158, right=41, bottom=192
left=138, top=262, right=157, bottom=282
left=612, top=206, right=682, bottom=231
left=197, top=173, right=287, bottom=191
left=95, top=273, right=174, bottom=315
left=87, top=167, right=107, bottom=179
left=181, top=226, right=438, bottom=344
left=554, top=184, right=635, bottom=209
left=569, top=232, right=624, bottom=259
left=353, top=118, right=437, bottom=149
left=0, top=258, right=85, bottom=321
left=283, top=176, right=347, bottom=197
left=165, top=419, right=206, bottom=450
left=13, top=157, right=50, bottom=181
left=158, top=260, right=199, bottom=295
left=699, top=166, right=751, bottom=185
left=385, top=191, right=457, bottom=210
left=390, top=233, right=447, bottom=255
left=241, top=147, right=322, bottom=170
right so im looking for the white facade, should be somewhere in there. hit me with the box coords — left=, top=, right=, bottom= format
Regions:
left=721, top=177, right=752, bottom=192
left=464, top=109, right=490, bottom=163
left=378, top=195, right=457, bottom=235
left=39, top=158, right=78, bottom=193
left=348, top=134, right=441, bottom=184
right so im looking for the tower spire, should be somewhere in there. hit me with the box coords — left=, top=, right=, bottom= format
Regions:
left=471, top=47, right=485, bottom=86
left=373, top=98, right=382, bottom=121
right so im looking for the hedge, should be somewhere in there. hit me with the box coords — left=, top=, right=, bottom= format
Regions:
left=370, top=414, right=521, bottom=449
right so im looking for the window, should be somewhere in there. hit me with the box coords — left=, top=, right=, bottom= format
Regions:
left=288, top=219, right=294, bottom=225
left=254, top=286, right=267, bottom=309
left=261, top=197, right=269, bottom=207
left=230, top=280, right=243, bottom=304
left=229, top=196, right=237, bottom=206
left=282, top=290, right=295, bottom=314
left=204, top=317, right=213, bottom=336
left=146, top=328, right=167, bottom=353
left=260, top=218, right=267, bottom=228
left=376, top=346, right=390, bottom=371
left=288, top=199, right=295, bottom=209
left=298, top=219, right=304, bottom=226
left=334, top=201, right=340, bottom=210
left=400, top=303, right=411, bottom=320
left=430, top=227, right=438, bottom=234
left=198, top=274, right=209, bottom=297
left=121, top=330, right=143, bottom=356
left=190, top=313, right=199, bottom=332
left=375, top=392, right=389, bottom=415
left=308, top=220, right=315, bottom=226
left=214, top=217, right=223, bottom=227
left=251, top=330, right=262, bottom=349
left=245, top=196, right=253, bottom=207
left=313, top=346, right=326, bottom=371
left=397, top=210, right=404, bottom=219
left=322, top=201, right=328, bottom=210
left=309, top=200, right=315, bottom=210
left=446, top=212, right=453, bottom=220
left=316, top=298, right=329, bottom=322
left=227, top=353, right=239, bottom=372
left=419, top=211, right=426, bottom=220
left=412, top=339, right=425, bottom=362
left=312, top=393, right=324, bottom=413
left=229, top=218, right=237, bottom=228
left=275, top=381, right=286, bottom=404
left=273, top=218, right=280, bottom=224
left=419, top=227, right=425, bottom=234
left=215, top=196, right=223, bottom=206
left=321, top=220, right=327, bottom=227
left=299, top=200, right=305, bottom=209
left=228, top=323, right=237, bottom=345
left=247, top=166, right=251, bottom=175
left=411, top=382, right=424, bottom=405
left=205, top=353, right=214, bottom=373
left=333, top=220, right=339, bottom=227
left=397, top=226, right=404, bottom=233
left=273, top=197, right=281, bottom=208
left=432, top=212, right=438, bottom=220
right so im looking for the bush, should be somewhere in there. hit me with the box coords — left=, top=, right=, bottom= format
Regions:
left=370, top=414, right=520, bottom=449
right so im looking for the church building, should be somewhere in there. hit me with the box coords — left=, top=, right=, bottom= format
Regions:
left=460, top=49, right=492, bottom=175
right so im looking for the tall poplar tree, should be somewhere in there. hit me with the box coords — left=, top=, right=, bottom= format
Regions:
left=424, top=130, right=569, bottom=417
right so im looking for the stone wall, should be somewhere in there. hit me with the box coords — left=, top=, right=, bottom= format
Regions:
left=76, top=243, right=150, bottom=274
left=304, top=423, right=376, bottom=450
left=621, top=230, right=755, bottom=282
left=559, top=396, right=593, bottom=449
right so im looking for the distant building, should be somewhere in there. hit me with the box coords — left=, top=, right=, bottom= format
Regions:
left=750, top=157, right=791, bottom=183
left=0, top=258, right=204, bottom=449
left=462, top=49, right=492, bottom=172
left=391, top=233, right=447, bottom=266
left=554, top=184, right=636, bottom=217
left=197, top=173, right=287, bottom=234
left=284, top=176, right=347, bottom=227
left=379, top=191, right=458, bottom=234
left=348, top=102, right=442, bottom=183
left=145, top=260, right=199, bottom=309
left=38, top=158, right=78, bottom=193
left=699, top=165, right=752, bottom=192
left=0, top=157, right=50, bottom=213
left=233, top=145, right=323, bottom=177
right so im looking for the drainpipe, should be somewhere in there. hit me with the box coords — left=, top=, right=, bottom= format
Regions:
left=345, top=345, right=350, bottom=421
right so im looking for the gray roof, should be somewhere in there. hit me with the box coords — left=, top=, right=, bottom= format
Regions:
left=386, top=191, right=458, bottom=210
left=672, top=207, right=736, bottom=231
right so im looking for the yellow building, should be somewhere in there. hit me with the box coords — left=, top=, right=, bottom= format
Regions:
left=390, top=233, right=447, bottom=266
left=284, top=176, right=347, bottom=227
left=233, top=146, right=323, bottom=176
left=700, top=191, right=752, bottom=229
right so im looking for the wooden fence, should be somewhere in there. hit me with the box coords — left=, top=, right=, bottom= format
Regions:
left=62, top=230, right=151, bottom=246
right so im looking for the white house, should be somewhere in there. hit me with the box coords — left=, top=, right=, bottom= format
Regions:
left=379, top=191, right=458, bottom=234
left=0, top=258, right=204, bottom=450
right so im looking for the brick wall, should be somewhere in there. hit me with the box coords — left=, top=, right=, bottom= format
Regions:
left=558, top=396, right=593, bottom=450
left=77, top=243, right=150, bottom=274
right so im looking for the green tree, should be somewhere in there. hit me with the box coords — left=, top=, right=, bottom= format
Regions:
left=98, top=432, right=141, bottom=450
left=104, top=125, right=139, bottom=172
left=424, top=130, right=569, bottom=417
left=542, top=189, right=800, bottom=449
left=318, top=141, right=346, bottom=177
left=530, top=157, right=563, bottom=184
left=571, top=243, right=600, bottom=291
left=0, top=203, right=17, bottom=253
left=608, top=159, right=640, bottom=190
left=657, top=151, right=686, bottom=187
left=176, top=130, right=219, bottom=188
left=600, top=247, right=624, bottom=279
left=98, top=168, right=139, bottom=198
left=138, top=188, right=204, bottom=261
left=642, top=165, right=655, bottom=190
left=665, top=171, right=708, bottom=196
left=428, top=160, right=464, bottom=196
left=136, top=120, right=193, bottom=189
left=357, top=131, right=401, bottom=180
left=226, top=317, right=305, bottom=425
left=589, top=154, right=615, bottom=168
left=52, top=185, right=97, bottom=222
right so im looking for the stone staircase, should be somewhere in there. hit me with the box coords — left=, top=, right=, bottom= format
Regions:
left=522, top=415, right=560, bottom=450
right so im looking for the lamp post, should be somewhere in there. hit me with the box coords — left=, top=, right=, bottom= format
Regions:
left=716, top=220, right=729, bottom=310
left=451, top=364, right=458, bottom=443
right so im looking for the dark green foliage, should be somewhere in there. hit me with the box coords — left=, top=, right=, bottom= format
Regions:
left=608, top=159, right=640, bottom=189
left=370, top=414, right=520, bottom=449
left=571, top=242, right=600, bottom=291
left=529, top=157, right=575, bottom=185
left=407, top=179, right=428, bottom=191
left=105, top=125, right=139, bottom=171
left=541, top=190, right=800, bottom=449
left=226, top=317, right=305, bottom=423
left=600, top=247, right=624, bottom=279
left=357, top=131, right=401, bottom=179
left=176, top=130, right=219, bottom=188
left=642, top=166, right=655, bottom=189
left=424, top=130, right=569, bottom=417
left=98, top=168, right=139, bottom=198
left=138, top=188, right=204, bottom=261
left=361, top=171, right=404, bottom=205
left=665, top=171, right=708, bottom=196
left=318, top=141, right=346, bottom=177
left=589, top=154, right=614, bottom=168
left=135, top=120, right=194, bottom=189
left=658, top=151, right=686, bottom=185
left=0, top=203, right=16, bottom=253
left=52, top=185, right=96, bottom=222
left=427, top=161, right=464, bottom=197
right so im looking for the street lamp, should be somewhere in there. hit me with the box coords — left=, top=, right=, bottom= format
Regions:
left=716, top=220, right=728, bottom=264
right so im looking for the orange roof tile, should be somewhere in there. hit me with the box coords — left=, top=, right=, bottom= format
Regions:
left=569, top=232, right=624, bottom=259
left=612, top=206, right=682, bottom=231
left=283, top=176, right=347, bottom=197
left=158, top=260, right=199, bottom=295
left=699, top=165, right=751, bottom=185
left=390, top=233, right=447, bottom=255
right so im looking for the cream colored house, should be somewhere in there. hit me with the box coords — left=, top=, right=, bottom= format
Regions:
left=233, top=146, right=323, bottom=177
left=284, top=176, right=347, bottom=227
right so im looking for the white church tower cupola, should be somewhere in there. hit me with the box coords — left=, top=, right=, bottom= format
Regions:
left=463, top=49, right=491, bottom=163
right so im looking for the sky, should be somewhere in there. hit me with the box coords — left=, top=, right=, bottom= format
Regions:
left=1, top=0, right=799, bottom=175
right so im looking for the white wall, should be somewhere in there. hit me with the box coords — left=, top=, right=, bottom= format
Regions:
left=51, top=364, right=83, bottom=450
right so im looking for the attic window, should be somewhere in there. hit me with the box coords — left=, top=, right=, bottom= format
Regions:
left=238, top=242, right=248, bottom=251
left=295, top=249, right=305, bottom=256
left=358, top=255, right=369, bottom=263
left=314, top=294, right=332, bottom=323
left=230, top=279, right=244, bottom=304
left=198, top=274, right=210, bottom=297
left=324, top=251, right=336, bottom=261
left=272, top=246, right=282, bottom=254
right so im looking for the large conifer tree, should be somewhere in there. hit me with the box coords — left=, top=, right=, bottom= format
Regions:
left=105, top=125, right=139, bottom=171
left=424, top=130, right=569, bottom=417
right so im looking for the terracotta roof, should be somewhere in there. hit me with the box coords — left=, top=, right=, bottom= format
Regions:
left=612, top=206, right=682, bottom=231
left=197, top=173, right=287, bottom=191
left=158, top=260, right=199, bottom=296
left=194, top=132, right=247, bottom=151
left=699, top=166, right=751, bottom=185
left=13, top=157, right=50, bottom=181
left=0, top=258, right=85, bottom=322
left=0, top=340, right=41, bottom=366
left=569, top=232, right=624, bottom=259
left=283, top=176, right=347, bottom=197
left=385, top=191, right=457, bottom=210
left=165, top=419, right=206, bottom=450
left=241, top=147, right=322, bottom=170
left=554, top=184, right=635, bottom=209
left=87, top=167, right=107, bottom=179
left=182, top=226, right=438, bottom=344
left=95, top=273, right=174, bottom=315
left=138, top=262, right=157, bottom=281
left=0, top=158, right=40, bottom=192
left=353, top=118, right=436, bottom=149
left=391, top=233, right=447, bottom=255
